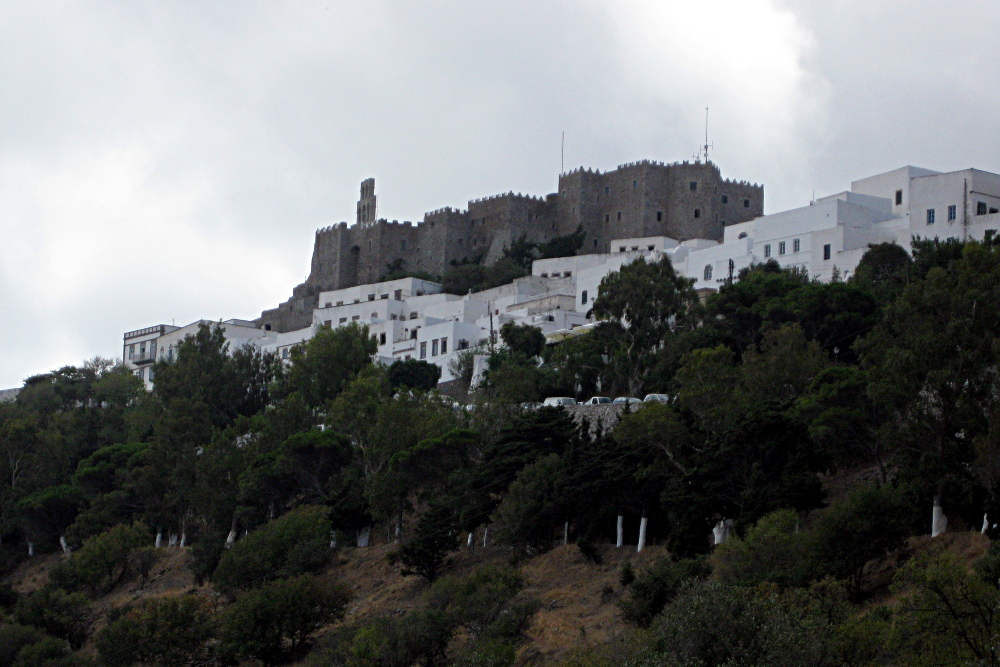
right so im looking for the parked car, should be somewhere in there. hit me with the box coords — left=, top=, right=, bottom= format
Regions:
left=612, top=396, right=642, bottom=405
left=520, top=401, right=542, bottom=410
left=643, top=393, right=671, bottom=403
left=584, top=396, right=612, bottom=405
left=542, top=396, right=578, bottom=407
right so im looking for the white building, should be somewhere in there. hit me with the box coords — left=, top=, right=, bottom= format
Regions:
left=121, top=164, right=1000, bottom=391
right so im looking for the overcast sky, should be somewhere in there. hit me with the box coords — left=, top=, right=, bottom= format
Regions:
left=2, top=0, right=999, bottom=388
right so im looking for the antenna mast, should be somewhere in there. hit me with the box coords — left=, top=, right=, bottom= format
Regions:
left=701, top=107, right=713, bottom=163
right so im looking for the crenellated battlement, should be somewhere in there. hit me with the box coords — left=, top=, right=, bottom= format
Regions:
left=258, top=159, right=763, bottom=332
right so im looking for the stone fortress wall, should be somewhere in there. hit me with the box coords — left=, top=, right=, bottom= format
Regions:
left=257, top=160, right=762, bottom=332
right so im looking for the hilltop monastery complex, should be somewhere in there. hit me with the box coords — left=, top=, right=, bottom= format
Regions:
left=122, top=159, right=1000, bottom=389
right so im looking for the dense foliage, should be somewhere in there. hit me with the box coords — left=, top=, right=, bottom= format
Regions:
left=5, top=238, right=1000, bottom=664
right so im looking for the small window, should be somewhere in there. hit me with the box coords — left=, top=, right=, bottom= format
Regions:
left=979, top=202, right=988, bottom=215
left=632, top=179, right=638, bottom=189
left=721, top=194, right=728, bottom=204
left=926, top=208, right=936, bottom=225
left=352, top=315, right=360, bottom=321
left=619, top=247, right=626, bottom=252
left=394, top=289, right=402, bottom=300
left=139, top=343, right=146, bottom=355
left=703, top=264, right=713, bottom=281
left=605, top=214, right=610, bottom=223
left=793, top=238, right=801, bottom=252
left=420, top=342, right=427, bottom=359
left=391, top=314, right=397, bottom=320
left=656, top=211, right=663, bottom=221
left=993, top=208, right=1000, bottom=214
left=411, top=329, right=418, bottom=340
left=128, top=344, right=135, bottom=359
left=441, top=338, right=448, bottom=354
left=336, top=301, right=344, bottom=306
left=823, top=244, right=832, bottom=260
left=617, top=211, right=622, bottom=221
left=339, top=317, right=347, bottom=324
left=565, top=270, right=572, bottom=277
left=582, top=289, right=588, bottom=305
left=694, top=209, right=701, bottom=218
left=282, top=348, right=289, bottom=359
left=324, top=320, right=332, bottom=327
left=743, top=199, right=750, bottom=208
left=379, top=333, right=386, bottom=345
left=948, top=205, right=957, bottom=221
left=409, top=312, right=418, bottom=320
left=604, top=185, right=610, bottom=195
left=371, top=312, right=378, bottom=319
left=380, top=293, right=388, bottom=299
left=631, top=246, right=638, bottom=251
left=432, top=339, right=439, bottom=356
left=689, top=181, right=697, bottom=191
left=895, top=189, right=903, bottom=205
left=778, top=241, right=786, bottom=255
left=764, top=244, right=771, bottom=258
left=368, top=294, right=375, bottom=301
left=541, top=273, right=548, bottom=278
left=647, top=245, right=654, bottom=251
left=738, top=231, right=748, bottom=239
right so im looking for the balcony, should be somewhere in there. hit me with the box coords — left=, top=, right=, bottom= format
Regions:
left=130, top=355, right=156, bottom=366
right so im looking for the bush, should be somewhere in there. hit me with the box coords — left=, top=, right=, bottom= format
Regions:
left=219, top=575, right=349, bottom=665
left=95, top=594, right=216, bottom=667
left=13, top=586, right=91, bottom=649
left=49, top=523, right=150, bottom=595
left=976, top=539, right=1000, bottom=586
left=11, top=635, right=93, bottom=667
left=714, top=509, right=812, bottom=588
left=213, top=505, right=331, bottom=593
left=648, top=582, right=842, bottom=667
left=808, top=484, right=910, bottom=600
left=0, top=623, right=46, bottom=667
left=618, top=557, right=709, bottom=628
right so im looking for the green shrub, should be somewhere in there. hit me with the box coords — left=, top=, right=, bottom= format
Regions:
left=11, top=635, right=93, bottom=667
left=219, top=575, right=349, bottom=665
left=213, top=505, right=331, bottom=593
left=808, top=484, right=910, bottom=600
left=95, top=594, right=216, bottom=667
left=618, top=557, right=709, bottom=628
left=975, top=539, right=1000, bottom=586
left=13, top=586, right=91, bottom=649
left=714, top=509, right=812, bottom=588
left=0, top=623, right=46, bottom=667
left=49, top=523, right=150, bottom=595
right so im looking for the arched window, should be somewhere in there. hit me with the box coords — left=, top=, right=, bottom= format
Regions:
left=704, top=264, right=713, bottom=281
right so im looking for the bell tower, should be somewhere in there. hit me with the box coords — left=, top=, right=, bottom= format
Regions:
left=356, top=178, right=377, bottom=226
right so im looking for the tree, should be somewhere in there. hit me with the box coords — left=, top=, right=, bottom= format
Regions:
left=95, top=594, right=215, bottom=667
left=281, top=322, right=377, bottom=408
left=49, top=523, right=151, bottom=595
left=219, top=575, right=349, bottom=665
left=392, top=502, right=459, bottom=581
left=13, top=586, right=92, bottom=649
left=713, top=509, right=812, bottom=589
left=388, top=359, right=441, bottom=391
left=491, top=454, right=567, bottom=553
left=809, top=484, right=910, bottom=601
left=537, top=225, right=586, bottom=259
left=592, top=256, right=699, bottom=396
left=212, top=505, right=331, bottom=593
left=852, top=241, right=912, bottom=303
left=893, top=552, right=1000, bottom=665
left=499, top=321, right=545, bottom=359
left=860, top=241, right=1000, bottom=520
